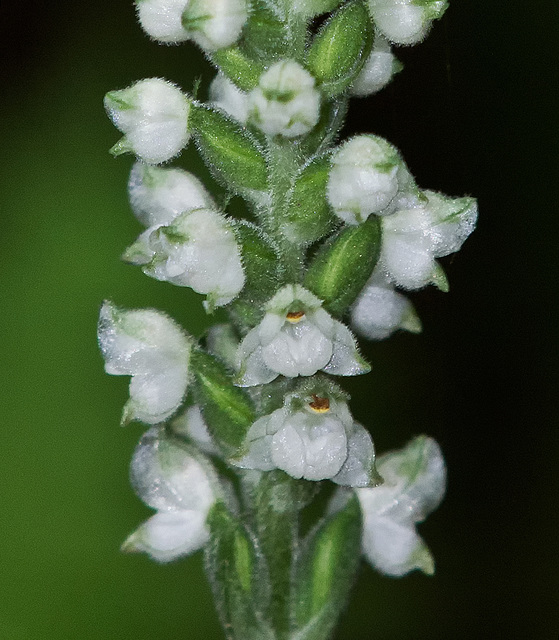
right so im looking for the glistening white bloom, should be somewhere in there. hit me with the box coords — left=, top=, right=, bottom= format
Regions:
left=356, top=435, right=446, bottom=576
left=248, top=60, right=321, bottom=138
left=105, top=78, right=191, bottom=164
left=209, top=73, right=249, bottom=124
left=236, top=284, right=369, bottom=386
left=234, top=392, right=378, bottom=486
left=351, top=34, right=402, bottom=97
left=123, top=427, right=219, bottom=562
left=128, top=162, right=215, bottom=228
left=127, top=208, right=245, bottom=310
left=351, top=268, right=421, bottom=340
left=327, top=135, right=405, bottom=225
left=380, top=190, right=478, bottom=290
left=98, top=302, right=191, bottom=425
left=368, top=0, right=448, bottom=46
left=136, top=0, right=247, bottom=50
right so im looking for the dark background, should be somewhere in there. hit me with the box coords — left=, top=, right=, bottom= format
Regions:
left=1, top=1, right=557, bottom=638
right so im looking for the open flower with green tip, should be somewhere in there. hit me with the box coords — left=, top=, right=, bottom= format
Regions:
left=368, top=0, right=448, bottom=45
left=123, top=426, right=220, bottom=562
left=236, top=284, right=369, bottom=386
left=233, top=385, right=379, bottom=486
left=356, top=435, right=446, bottom=576
left=379, top=190, right=478, bottom=290
left=104, top=78, right=191, bottom=164
left=97, top=302, right=191, bottom=424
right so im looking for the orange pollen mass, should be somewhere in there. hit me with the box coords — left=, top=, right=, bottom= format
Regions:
left=309, top=394, right=330, bottom=413
left=286, top=310, right=305, bottom=323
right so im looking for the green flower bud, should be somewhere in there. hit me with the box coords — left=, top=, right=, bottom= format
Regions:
left=306, top=0, right=373, bottom=98
left=190, top=349, right=255, bottom=456
left=305, top=216, right=382, bottom=317
left=190, top=103, right=269, bottom=196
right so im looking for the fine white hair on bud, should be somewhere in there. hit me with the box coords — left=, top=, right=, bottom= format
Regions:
left=135, top=0, right=191, bottom=43
left=209, top=73, right=249, bottom=124
left=233, top=393, right=378, bottom=486
left=356, top=435, right=446, bottom=576
left=182, top=0, right=248, bottom=51
left=248, top=60, right=321, bottom=138
left=123, top=427, right=219, bottom=562
left=351, top=268, right=421, bottom=340
left=351, top=34, right=402, bottom=97
left=104, top=78, right=191, bottom=165
left=97, top=302, right=192, bottom=425
left=128, top=162, right=215, bottom=228
left=380, top=190, right=478, bottom=290
left=368, top=0, right=448, bottom=46
left=133, top=208, right=245, bottom=310
left=327, top=135, right=403, bottom=225
left=236, top=284, right=369, bottom=387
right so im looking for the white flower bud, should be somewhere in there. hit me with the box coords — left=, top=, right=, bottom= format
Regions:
left=142, top=208, right=245, bottom=309
left=123, top=427, right=218, bottom=562
left=236, top=284, right=369, bottom=387
left=351, top=268, right=421, bottom=340
left=351, top=34, right=402, bottom=97
left=98, top=302, right=192, bottom=425
left=327, top=135, right=403, bottom=225
left=356, top=435, right=446, bottom=576
left=105, top=78, right=191, bottom=165
left=380, top=190, right=478, bottom=290
left=209, top=73, right=249, bottom=124
left=135, top=0, right=191, bottom=43
left=248, top=60, right=321, bottom=138
left=182, top=0, right=248, bottom=51
left=234, top=393, right=377, bottom=486
left=128, top=162, right=215, bottom=228
left=172, top=404, right=219, bottom=455
left=368, top=0, right=448, bottom=45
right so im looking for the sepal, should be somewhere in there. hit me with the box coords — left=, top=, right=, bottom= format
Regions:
left=351, top=33, right=402, bottom=97
left=368, top=0, right=448, bottom=45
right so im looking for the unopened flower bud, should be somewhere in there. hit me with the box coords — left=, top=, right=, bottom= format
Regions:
left=172, top=405, right=219, bottom=455
left=351, top=34, right=402, bottom=97
left=248, top=60, right=321, bottom=138
left=356, top=435, right=446, bottom=576
left=208, top=73, right=249, bottom=124
left=368, top=0, right=448, bottom=46
left=97, top=302, right=192, bottom=424
left=327, top=135, right=403, bottom=225
left=105, top=78, right=191, bottom=164
left=182, top=0, right=248, bottom=51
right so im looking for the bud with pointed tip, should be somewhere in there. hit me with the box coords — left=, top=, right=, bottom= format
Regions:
left=351, top=33, right=402, bottom=97
left=104, top=78, right=191, bottom=165
left=356, top=435, right=446, bottom=576
left=351, top=267, right=421, bottom=340
left=248, top=60, right=321, bottom=138
left=236, top=284, right=369, bottom=387
left=122, top=427, right=219, bottom=562
left=380, top=190, right=478, bottom=290
left=97, top=302, right=192, bottom=425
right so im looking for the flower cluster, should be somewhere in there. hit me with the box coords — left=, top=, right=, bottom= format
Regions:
left=99, top=0, right=473, bottom=636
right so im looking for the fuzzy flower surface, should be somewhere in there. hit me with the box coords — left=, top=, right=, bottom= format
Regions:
left=104, top=78, right=191, bottom=164
left=98, top=302, right=191, bottom=424
left=123, top=427, right=219, bottom=562
left=356, top=435, right=446, bottom=576
left=368, top=0, right=448, bottom=45
left=236, top=284, right=369, bottom=386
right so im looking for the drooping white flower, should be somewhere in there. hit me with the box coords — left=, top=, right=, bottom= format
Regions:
left=136, top=0, right=247, bottom=50
left=128, top=208, right=245, bottom=310
left=351, top=34, right=402, bottom=97
left=98, top=302, right=192, bottom=425
left=351, top=268, right=421, bottom=340
left=104, top=78, right=191, bottom=165
left=172, top=404, right=219, bottom=455
left=122, top=427, right=219, bottom=562
left=234, top=392, right=378, bottom=486
left=380, top=190, right=478, bottom=290
left=209, top=73, right=249, bottom=124
left=248, top=60, right=321, bottom=138
left=356, top=435, right=446, bottom=576
left=128, top=162, right=215, bottom=228
left=236, top=284, right=369, bottom=386
left=327, top=135, right=408, bottom=225
left=368, top=0, right=448, bottom=46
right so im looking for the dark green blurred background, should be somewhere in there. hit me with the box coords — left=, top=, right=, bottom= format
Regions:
left=1, top=1, right=557, bottom=638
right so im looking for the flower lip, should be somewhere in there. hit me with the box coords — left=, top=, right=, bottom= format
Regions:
left=308, top=394, right=330, bottom=413
left=286, top=310, right=305, bottom=323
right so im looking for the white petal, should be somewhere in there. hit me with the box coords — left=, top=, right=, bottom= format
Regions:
left=209, top=73, right=249, bottom=124
left=322, top=320, right=370, bottom=375
left=333, top=423, right=376, bottom=487
left=172, top=405, right=219, bottom=455
left=183, top=0, right=248, bottom=51
left=369, top=0, right=429, bottom=45
left=136, top=0, right=190, bottom=43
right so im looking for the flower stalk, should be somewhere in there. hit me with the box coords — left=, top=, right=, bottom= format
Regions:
left=99, top=0, right=476, bottom=637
